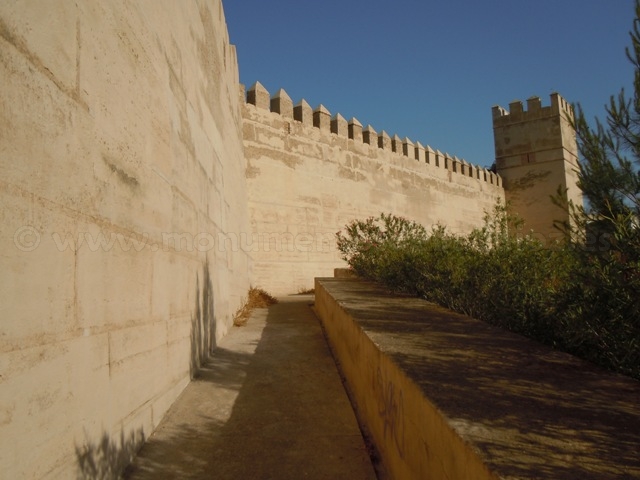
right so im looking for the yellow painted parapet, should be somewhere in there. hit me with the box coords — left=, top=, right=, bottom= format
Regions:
left=315, top=277, right=640, bottom=479
left=315, top=278, right=500, bottom=480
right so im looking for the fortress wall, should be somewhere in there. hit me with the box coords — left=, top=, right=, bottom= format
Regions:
left=493, top=94, right=582, bottom=240
left=243, top=84, right=505, bottom=295
left=0, top=1, right=250, bottom=477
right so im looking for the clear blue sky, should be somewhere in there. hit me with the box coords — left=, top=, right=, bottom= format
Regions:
left=224, top=1, right=635, bottom=168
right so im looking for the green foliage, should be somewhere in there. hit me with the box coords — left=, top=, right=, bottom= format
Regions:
left=336, top=204, right=639, bottom=379
left=552, top=0, right=640, bottom=378
left=335, top=213, right=428, bottom=294
left=335, top=4, right=640, bottom=380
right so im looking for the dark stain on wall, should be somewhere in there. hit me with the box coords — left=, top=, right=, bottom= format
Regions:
left=103, top=155, right=140, bottom=189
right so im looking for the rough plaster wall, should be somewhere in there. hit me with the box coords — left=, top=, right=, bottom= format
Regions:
left=243, top=103, right=504, bottom=295
left=0, top=1, right=250, bottom=477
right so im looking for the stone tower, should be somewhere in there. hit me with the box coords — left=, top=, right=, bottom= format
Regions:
left=492, top=93, right=583, bottom=242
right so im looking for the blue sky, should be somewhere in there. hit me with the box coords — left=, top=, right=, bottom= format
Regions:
left=224, top=1, right=635, bottom=168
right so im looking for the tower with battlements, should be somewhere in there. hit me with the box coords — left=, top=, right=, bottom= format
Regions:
left=492, top=93, right=583, bottom=242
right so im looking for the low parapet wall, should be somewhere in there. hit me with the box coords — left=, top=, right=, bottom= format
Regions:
left=315, top=277, right=640, bottom=480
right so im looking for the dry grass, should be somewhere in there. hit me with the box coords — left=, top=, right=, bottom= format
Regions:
left=233, top=287, right=278, bottom=327
left=297, top=287, right=315, bottom=295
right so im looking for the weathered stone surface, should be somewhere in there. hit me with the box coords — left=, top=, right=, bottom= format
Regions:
left=293, top=99, right=312, bottom=125
left=362, top=124, right=377, bottom=145
left=313, top=104, right=331, bottom=132
left=271, top=88, right=294, bottom=118
left=414, top=141, right=425, bottom=162
left=243, top=100, right=504, bottom=295
left=402, top=137, right=414, bottom=158
left=391, top=134, right=402, bottom=154
left=378, top=130, right=391, bottom=150
left=348, top=117, right=363, bottom=142
left=331, top=113, right=348, bottom=137
left=493, top=93, right=582, bottom=241
left=248, top=81, right=270, bottom=110
left=0, top=1, right=251, bottom=477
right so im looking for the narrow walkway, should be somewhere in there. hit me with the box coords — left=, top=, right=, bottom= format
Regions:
left=124, top=295, right=377, bottom=480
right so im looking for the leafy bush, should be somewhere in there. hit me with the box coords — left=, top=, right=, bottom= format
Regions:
left=335, top=213, right=429, bottom=294
left=335, top=3, right=640, bottom=380
left=550, top=0, right=640, bottom=378
left=336, top=204, right=639, bottom=380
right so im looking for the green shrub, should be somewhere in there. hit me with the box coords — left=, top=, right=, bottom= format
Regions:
left=335, top=213, right=429, bottom=294
left=336, top=204, right=639, bottom=380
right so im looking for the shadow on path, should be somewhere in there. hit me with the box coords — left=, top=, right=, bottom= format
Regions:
left=124, top=295, right=376, bottom=480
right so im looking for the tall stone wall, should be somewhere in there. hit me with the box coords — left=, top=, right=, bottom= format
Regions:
left=0, top=1, right=250, bottom=477
left=243, top=83, right=505, bottom=295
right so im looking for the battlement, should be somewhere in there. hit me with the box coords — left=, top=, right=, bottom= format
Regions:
left=492, top=93, right=574, bottom=124
left=245, top=82, right=501, bottom=186
left=492, top=91, right=582, bottom=241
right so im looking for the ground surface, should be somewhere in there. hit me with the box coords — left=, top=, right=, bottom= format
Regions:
left=124, top=294, right=377, bottom=480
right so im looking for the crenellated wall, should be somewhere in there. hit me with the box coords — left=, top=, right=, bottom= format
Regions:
left=243, top=82, right=505, bottom=295
left=493, top=93, right=582, bottom=241
left=0, top=1, right=250, bottom=477
left=0, top=0, right=583, bottom=476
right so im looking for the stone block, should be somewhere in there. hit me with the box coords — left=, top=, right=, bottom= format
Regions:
left=271, top=88, right=293, bottom=118
left=391, top=134, right=402, bottom=154
left=294, top=99, right=313, bottom=125
left=348, top=117, right=363, bottom=142
left=313, top=104, right=331, bottom=132
left=362, top=125, right=377, bottom=145
left=247, top=81, right=270, bottom=110
left=402, top=137, right=414, bottom=158
left=378, top=130, right=391, bottom=150
left=331, top=113, right=348, bottom=137
left=414, top=141, right=425, bottom=162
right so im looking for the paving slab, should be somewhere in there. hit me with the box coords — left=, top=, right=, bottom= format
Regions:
left=124, top=295, right=377, bottom=480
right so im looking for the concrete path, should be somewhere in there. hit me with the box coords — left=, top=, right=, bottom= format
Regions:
left=124, top=295, right=377, bottom=480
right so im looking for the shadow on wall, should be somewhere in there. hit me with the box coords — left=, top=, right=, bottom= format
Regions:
left=76, top=429, right=145, bottom=480
left=120, top=352, right=252, bottom=479
left=191, top=259, right=217, bottom=378
left=75, top=261, right=216, bottom=478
